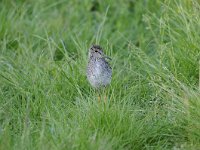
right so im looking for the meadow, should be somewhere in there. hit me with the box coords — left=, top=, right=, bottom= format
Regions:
left=0, top=0, right=200, bottom=149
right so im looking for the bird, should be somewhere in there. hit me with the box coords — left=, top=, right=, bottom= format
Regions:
left=86, top=45, right=112, bottom=102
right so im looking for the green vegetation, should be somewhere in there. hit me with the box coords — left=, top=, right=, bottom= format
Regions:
left=0, top=0, right=200, bottom=149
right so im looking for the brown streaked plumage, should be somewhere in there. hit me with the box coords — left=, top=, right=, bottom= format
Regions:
left=86, top=45, right=112, bottom=89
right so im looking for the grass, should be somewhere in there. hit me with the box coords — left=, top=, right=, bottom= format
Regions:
left=0, top=0, right=200, bottom=149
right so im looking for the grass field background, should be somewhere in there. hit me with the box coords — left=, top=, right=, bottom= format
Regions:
left=0, top=0, right=200, bottom=149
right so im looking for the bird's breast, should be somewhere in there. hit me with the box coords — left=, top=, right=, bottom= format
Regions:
left=87, top=59, right=112, bottom=88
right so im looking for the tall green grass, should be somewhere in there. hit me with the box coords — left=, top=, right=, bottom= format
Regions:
left=0, top=0, right=200, bottom=149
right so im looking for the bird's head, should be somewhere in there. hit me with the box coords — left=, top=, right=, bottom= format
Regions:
left=89, top=45, right=111, bottom=60
left=89, top=45, right=103, bottom=58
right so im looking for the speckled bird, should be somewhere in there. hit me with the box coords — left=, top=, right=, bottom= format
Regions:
left=87, top=45, right=112, bottom=89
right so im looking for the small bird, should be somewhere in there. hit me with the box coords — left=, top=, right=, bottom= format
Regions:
left=87, top=45, right=112, bottom=101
